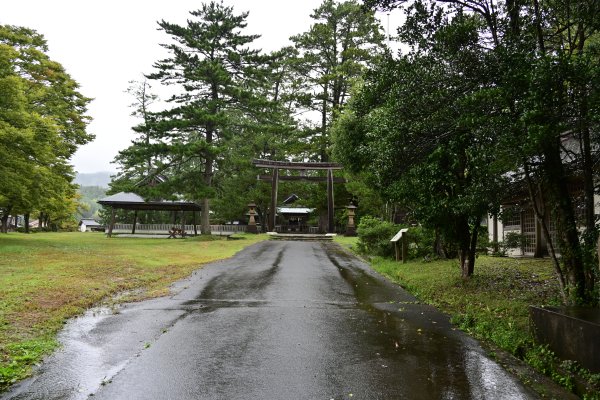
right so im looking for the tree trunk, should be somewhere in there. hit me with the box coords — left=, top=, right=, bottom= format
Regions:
left=1, top=213, right=9, bottom=234
left=523, top=163, right=568, bottom=303
left=200, top=83, right=218, bottom=236
left=459, top=247, right=469, bottom=278
left=200, top=152, right=213, bottom=235
left=201, top=198, right=210, bottom=235
left=457, top=218, right=475, bottom=278
left=433, top=228, right=446, bottom=258
left=458, top=224, right=479, bottom=278
left=320, top=83, right=329, bottom=162
left=24, top=213, right=30, bottom=233
left=597, top=236, right=600, bottom=277
left=578, top=92, right=597, bottom=298
left=542, top=139, right=587, bottom=304
left=467, top=222, right=480, bottom=276
left=1, top=205, right=13, bottom=233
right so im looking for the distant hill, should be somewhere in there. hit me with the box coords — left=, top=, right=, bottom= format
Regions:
left=77, top=186, right=107, bottom=219
left=75, top=172, right=113, bottom=188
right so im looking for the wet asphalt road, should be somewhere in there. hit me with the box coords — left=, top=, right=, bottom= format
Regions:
left=4, top=240, right=539, bottom=400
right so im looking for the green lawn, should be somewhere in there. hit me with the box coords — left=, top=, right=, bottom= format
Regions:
left=334, top=236, right=562, bottom=354
left=370, top=255, right=562, bottom=354
left=0, top=232, right=266, bottom=390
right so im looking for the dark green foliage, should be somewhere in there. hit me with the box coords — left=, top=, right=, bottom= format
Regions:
left=340, top=0, right=600, bottom=302
left=112, top=1, right=391, bottom=231
left=356, top=216, right=398, bottom=257
left=333, top=27, right=507, bottom=277
left=115, top=2, right=269, bottom=233
left=290, top=0, right=386, bottom=161
left=501, top=232, right=529, bottom=255
left=407, top=226, right=437, bottom=260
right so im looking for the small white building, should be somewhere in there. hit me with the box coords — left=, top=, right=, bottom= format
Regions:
left=79, top=218, right=103, bottom=232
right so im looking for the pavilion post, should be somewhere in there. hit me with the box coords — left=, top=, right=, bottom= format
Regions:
left=107, top=208, right=116, bottom=238
left=181, top=211, right=186, bottom=236
left=192, top=211, right=198, bottom=236
left=132, top=210, right=138, bottom=234
left=269, top=168, right=279, bottom=232
left=327, top=169, right=335, bottom=233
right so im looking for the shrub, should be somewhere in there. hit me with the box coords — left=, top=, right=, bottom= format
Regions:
left=407, top=226, right=436, bottom=259
left=357, top=216, right=399, bottom=258
left=476, top=225, right=491, bottom=254
left=501, top=231, right=528, bottom=255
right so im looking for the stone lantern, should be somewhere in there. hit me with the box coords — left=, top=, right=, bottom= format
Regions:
left=247, top=203, right=258, bottom=234
left=345, top=204, right=357, bottom=236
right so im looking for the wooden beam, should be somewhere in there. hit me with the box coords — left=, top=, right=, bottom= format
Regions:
left=192, top=211, right=198, bottom=236
left=181, top=211, right=186, bottom=236
left=132, top=210, right=138, bottom=234
left=257, top=174, right=346, bottom=183
left=253, top=159, right=342, bottom=170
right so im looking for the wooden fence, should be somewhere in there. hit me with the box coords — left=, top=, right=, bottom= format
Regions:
left=106, top=224, right=248, bottom=235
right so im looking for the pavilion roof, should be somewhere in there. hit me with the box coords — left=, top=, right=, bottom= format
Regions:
left=98, top=192, right=202, bottom=212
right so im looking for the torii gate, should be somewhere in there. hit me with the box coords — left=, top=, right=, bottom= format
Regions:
left=252, top=159, right=345, bottom=233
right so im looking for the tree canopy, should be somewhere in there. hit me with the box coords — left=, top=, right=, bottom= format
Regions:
left=335, top=0, right=600, bottom=304
left=112, top=0, right=386, bottom=232
left=0, top=25, right=93, bottom=232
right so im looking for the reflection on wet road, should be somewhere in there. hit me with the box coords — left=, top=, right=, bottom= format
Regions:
left=3, top=241, right=538, bottom=399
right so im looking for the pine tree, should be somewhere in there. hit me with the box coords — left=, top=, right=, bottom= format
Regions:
left=144, top=1, right=267, bottom=234
left=291, top=0, right=386, bottom=161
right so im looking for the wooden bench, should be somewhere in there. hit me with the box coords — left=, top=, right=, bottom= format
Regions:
left=168, top=227, right=186, bottom=238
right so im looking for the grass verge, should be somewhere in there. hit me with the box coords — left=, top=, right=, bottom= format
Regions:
left=0, top=232, right=266, bottom=390
left=334, top=236, right=600, bottom=399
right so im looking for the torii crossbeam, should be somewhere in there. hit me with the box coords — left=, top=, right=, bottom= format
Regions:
left=252, top=159, right=345, bottom=233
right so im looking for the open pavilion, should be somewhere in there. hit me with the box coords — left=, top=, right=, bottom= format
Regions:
left=98, top=192, right=202, bottom=237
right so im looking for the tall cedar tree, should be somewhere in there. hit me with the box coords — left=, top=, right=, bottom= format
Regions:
left=291, top=0, right=386, bottom=162
left=210, top=48, right=306, bottom=227
left=145, top=2, right=267, bottom=234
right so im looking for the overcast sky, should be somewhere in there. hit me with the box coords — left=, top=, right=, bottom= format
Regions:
left=1, top=1, right=399, bottom=173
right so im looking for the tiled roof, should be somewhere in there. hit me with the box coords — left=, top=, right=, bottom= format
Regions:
left=99, top=192, right=145, bottom=203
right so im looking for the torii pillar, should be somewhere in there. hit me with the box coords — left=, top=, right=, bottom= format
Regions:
left=252, top=159, right=345, bottom=233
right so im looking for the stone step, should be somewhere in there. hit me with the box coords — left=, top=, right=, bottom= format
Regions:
left=268, top=233, right=334, bottom=241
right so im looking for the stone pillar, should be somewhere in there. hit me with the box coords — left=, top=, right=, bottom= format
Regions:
left=345, top=204, right=357, bottom=236
left=247, top=203, right=258, bottom=234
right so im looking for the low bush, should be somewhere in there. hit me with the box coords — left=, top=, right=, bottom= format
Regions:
left=356, top=216, right=399, bottom=258
left=406, top=226, right=436, bottom=259
left=357, top=218, right=447, bottom=260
